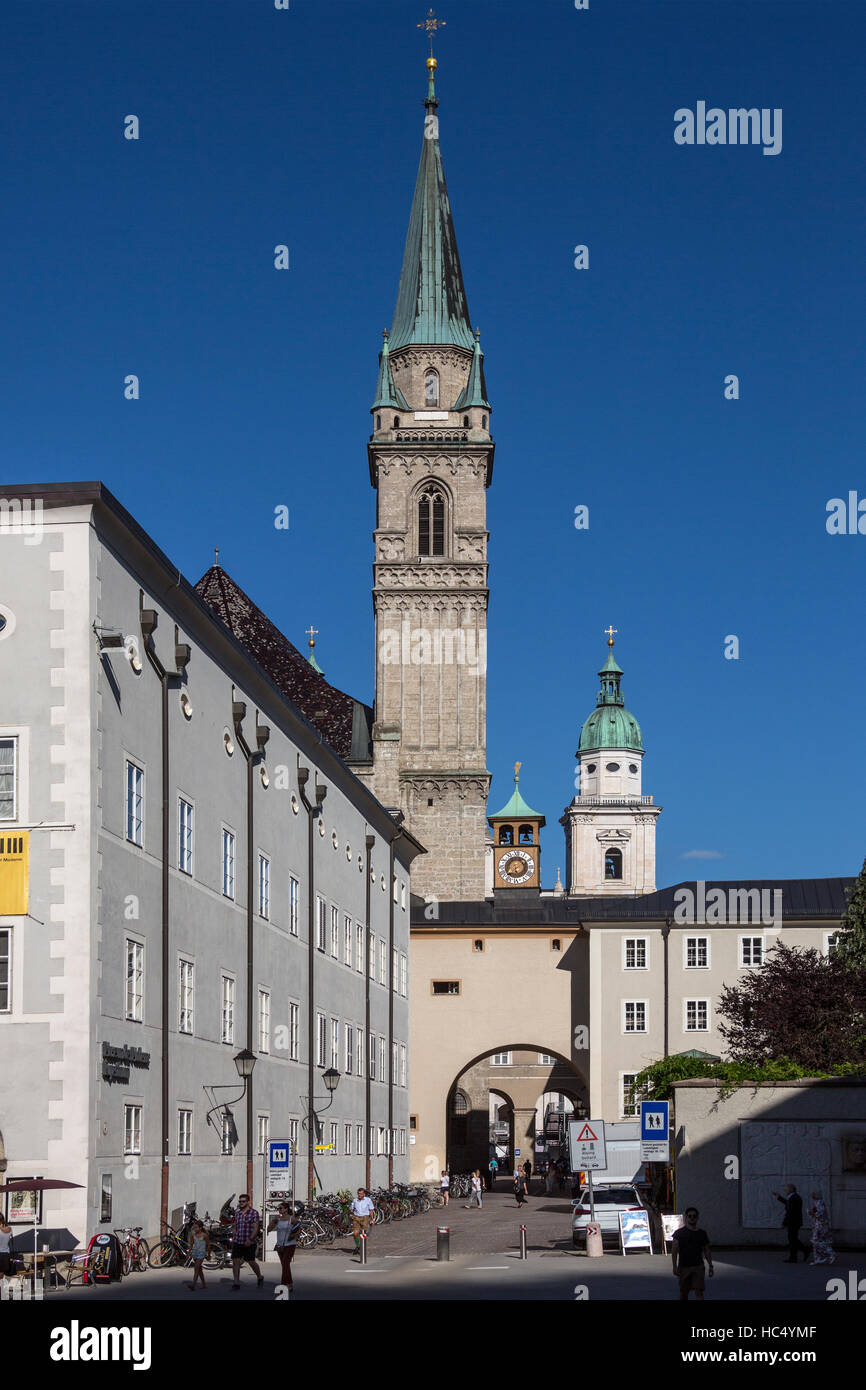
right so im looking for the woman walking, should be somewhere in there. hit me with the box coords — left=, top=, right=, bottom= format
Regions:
left=268, top=1202, right=300, bottom=1293
left=513, top=1168, right=527, bottom=1207
left=0, top=1217, right=13, bottom=1279
left=464, top=1169, right=483, bottom=1209
left=186, top=1220, right=210, bottom=1291
left=808, top=1191, right=835, bottom=1265
left=440, top=1171, right=450, bottom=1207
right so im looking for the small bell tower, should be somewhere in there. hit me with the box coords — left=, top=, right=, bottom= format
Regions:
left=488, top=762, right=545, bottom=892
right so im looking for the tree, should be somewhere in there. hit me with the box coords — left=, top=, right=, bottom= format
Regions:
left=717, top=942, right=866, bottom=1072
left=836, top=857, right=866, bottom=968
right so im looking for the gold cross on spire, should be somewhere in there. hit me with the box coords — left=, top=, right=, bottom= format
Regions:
left=418, top=7, right=446, bottom=59
left=214, top=546, right=219, bottom=568
left=514, top=760, right=522, bottom=781
left=305, top=625, right=318, bottom=652
left=604, top=625, right=618, bottom=647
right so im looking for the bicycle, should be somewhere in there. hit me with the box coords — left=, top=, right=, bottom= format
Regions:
left=114, top=1226, right=150, bottom=1274
left=148, top=1221, right=193, bottom=1269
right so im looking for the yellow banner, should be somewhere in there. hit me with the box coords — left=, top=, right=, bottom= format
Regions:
left=0, top=831, right=28, bottom=914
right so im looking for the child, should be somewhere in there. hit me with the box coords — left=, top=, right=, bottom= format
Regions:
left=187, top=1219, right=211, bottom=1290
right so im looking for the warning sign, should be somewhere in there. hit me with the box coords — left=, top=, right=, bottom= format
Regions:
left=0, top=831, right=28, bottom=915
left=568, top=1119, right=607, bottom=1172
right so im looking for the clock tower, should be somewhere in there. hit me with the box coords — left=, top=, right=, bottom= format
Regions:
left=489, top=763, right=545, bottom=892
left=354, top=50, right=493, bottom=903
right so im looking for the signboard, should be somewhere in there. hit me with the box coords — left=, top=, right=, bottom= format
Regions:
left=568, top=1120, right=607, bottom=1172
left=0, top=832, right=28, bottom=915
left=6, top=1182, right=41, bottom=1225
left=268, top=1140, right=291, bottom=1174
left=640, top=1100, right=669, bottom=1162
left=314, top=1144, right=334, bottom=1152
left=619, top=1209, right=653, bottom=1254
left=661, top=1213, right=682, bottom=1251
left=514, top=1149, right=520, bottom=1157
left=102, top=1043, right=151, bottom=1085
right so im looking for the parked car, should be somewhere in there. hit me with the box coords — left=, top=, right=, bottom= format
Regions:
left=571, top=1184, right=646, bottom=1248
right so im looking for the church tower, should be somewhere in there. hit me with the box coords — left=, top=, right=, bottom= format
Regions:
left=360, top=52, right=493, bottom=903
left=561, top=631, right=662, bottom=895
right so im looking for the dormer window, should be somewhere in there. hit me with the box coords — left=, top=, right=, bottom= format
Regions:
left=418, top=486, right=446, bottom=556
left=424, top=369, right=439, bottom=407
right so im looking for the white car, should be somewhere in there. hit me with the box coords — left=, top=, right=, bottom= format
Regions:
left=571, top=1184, right=647, bottom=1247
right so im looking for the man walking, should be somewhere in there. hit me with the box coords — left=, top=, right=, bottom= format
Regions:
left=671, top=1207, right=714, bottom=1301
left=350, top=1187, right=376, bottom=1258
left=230, top=1194, right=264, bottom=1291
left=773, top=1184, right=810, bottom=1262
left=487, top=1157, right=499, bottom=1192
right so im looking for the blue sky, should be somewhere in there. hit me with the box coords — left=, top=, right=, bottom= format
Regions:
left=2, top=0, right=864, bottom=889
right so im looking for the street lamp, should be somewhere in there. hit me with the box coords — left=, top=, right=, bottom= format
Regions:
left=322, top=1068, right=340, bottom=1095
left=303, top=1070, right=341, bottom=1199
left=204, top=1050, right=258, bottom=1148
left=234, top=1048, right=257, bottom=1082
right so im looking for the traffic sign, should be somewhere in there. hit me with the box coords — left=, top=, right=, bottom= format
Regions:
left=268, top=1140, right=291, bottom=1172
left=639, top=1101, right=669, bottom=1162
left=514, top=1149, right=520, bottom=1157
left=568, top=1119, right=607, bottom=1172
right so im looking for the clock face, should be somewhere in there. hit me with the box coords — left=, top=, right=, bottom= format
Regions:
left=497, top=849, right=536, bottom=884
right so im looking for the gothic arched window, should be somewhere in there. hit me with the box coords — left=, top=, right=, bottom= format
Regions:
left=424, top=368, right=439, bottom=407
left=604, top=847, right=623, bottom=880
left=418, top=487, right=446, bottom=556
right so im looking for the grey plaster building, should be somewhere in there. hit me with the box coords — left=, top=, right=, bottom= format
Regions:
left=0, top=483, right=421, bottom=1243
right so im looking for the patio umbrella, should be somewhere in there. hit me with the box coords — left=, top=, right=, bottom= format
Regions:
left=0, top=1179, right=84, bottom=1282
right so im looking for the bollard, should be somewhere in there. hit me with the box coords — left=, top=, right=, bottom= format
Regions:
left=585, top=1223, right=603, bottom=1258
left=360, top=1231, right=367, bottom=1265
left=437, top=1226, right=450, bottom=1262
left=519, top=1225, right=528, bottom=1260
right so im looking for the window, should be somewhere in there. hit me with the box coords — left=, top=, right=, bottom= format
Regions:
left=221, top=975, right=235, bottom=1044
left=0, top=927, right=10, bottom=1012
left=740, top=936, right=764, bottom=967
left=621, top=1073, right=642, bottom=1118
left=432, top=980, right=460, bottom=995
left=345, top=915, right=353, bottom=966
left=518, top=824, right=534, bottom=845
left=178, top=958, right=194, bottom=1034
left=316, top=898, right=326, bottom=951
left=330, top=906, right=339, bottom=958
left=825, top=932, right=839, bottom=957
left=368, top=931, right=375, bottom=978
left=418, top=486, right=446, bottom=556
left=369, top=1032, right=376, bottom=1080
left=377, top=1126, right=387, bottom=1156
left=316, top=1012, right=326, bottom=1067
left=424, top=367, right=439, bottom=406
left=258, top=990, right=271, bottom=1054
left=357, top=1124, right=364, bottom=1157
left=400, top=1129, right=406, bottom=1156
left=289, top=877, right=300, bottom=936
left=125, top=940, right=143, bottom=1022
left=356, top=923, right=364, bottom=973
left=400, top=1043, right=407, bottom=1087
left=498, top=825, right=513, bottom=846
left=345, top=1023, right=354, bottom=1075
left=624, top=937, right=647, bottom=970
left=344, top=1123, right=352, bottom=1156
left=538, top=1053, right=556, bottom=1065
left=178, top=798, right=193, bottom=874
left=551, top=938, right=561, bottom=951
left=329, top=1121, right=338, bottom=1155
left=222, top=829, right=235, bottom=899
left=400, top=883, right=406, bottom=911
left=379, top=939, right=387, bottom=986
left=685, top=998, right=709, bottom=1032
left=123, top=1104, right=142, bottom=1155
left=400, top=954, right=407, bottom=997
left=369, top=1125, right=376, bottom=1157
left=473, top=939, right=484, bottom=953
left=100, top=1175, right=112, bottom=1224
left=259, top=856, right=270, bottom=920
left=491, top=1051, right=512, bottom=1066
left=392, top=946, right=399, bottom=983
left=391, top=1041, right=398, bottom=1084
left=289, top=1001, right=299, bottom=1060
left=330, top=1017, right=340, bottom=1070
left=257, top=1114, right=270, bottom=1156
left=685, top=936, right=709, bottom=969
left=356, top=1027, right=364, bottom=1078
left=289, top=1118, right=299, bottom=1153
left=125, top=760, right=143, bottom=845
left=623, top=1000, right=647, bottom=1033
left=221, top=1113, right=234, bottom=1155
left=604, top=846, right=623, bottom=880
left=178, top=1108, right=192, bottom=1156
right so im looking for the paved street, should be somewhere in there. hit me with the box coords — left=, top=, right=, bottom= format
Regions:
left=34, top=1189, right=862, bottom=1301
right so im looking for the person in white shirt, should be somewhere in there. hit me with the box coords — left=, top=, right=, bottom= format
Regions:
left=440, top=1171, right=450, bottom=1206
left=350, top=1188, right=376, bottom=1255
left=464, top=1169, right=483, bottom=1210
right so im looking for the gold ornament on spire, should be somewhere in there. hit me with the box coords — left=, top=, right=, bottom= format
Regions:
left=306, top=624, right=318, bottom=654
left=604, top=625, right=618, bottom=647
left=514, top=760, right=522, bottom=781
left=418, top=7, right=445, bottom=61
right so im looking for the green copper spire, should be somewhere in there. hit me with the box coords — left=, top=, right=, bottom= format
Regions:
left=372, top=330, right=409, bottom=412
left=387, top=53, right=475, bottom=353
left=453, top=327, right=490, bottom=409
left=578, top=631, right=644, bottom=753
left=306, top=625, right=325, bottom=677
left=489, top=762, right=546, bottom=824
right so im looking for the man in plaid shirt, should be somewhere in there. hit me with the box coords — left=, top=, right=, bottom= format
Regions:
left=231, top=1193, right=264, bottom=1290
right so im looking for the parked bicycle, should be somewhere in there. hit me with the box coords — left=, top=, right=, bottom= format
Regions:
left=114, top=1226, right=150, bottom=1274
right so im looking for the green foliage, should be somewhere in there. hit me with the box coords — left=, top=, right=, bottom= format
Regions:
left=837, top=857, right=866, bottom=968
left=634, top=1053, right=865, bottom=1103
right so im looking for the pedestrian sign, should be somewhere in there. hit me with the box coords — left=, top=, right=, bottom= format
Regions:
left=568, top=1119, right=607, bottom=1172
left=640, top=1101, right=669, bottom=1162
left=268, top=1140, right=291, bottom=1171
